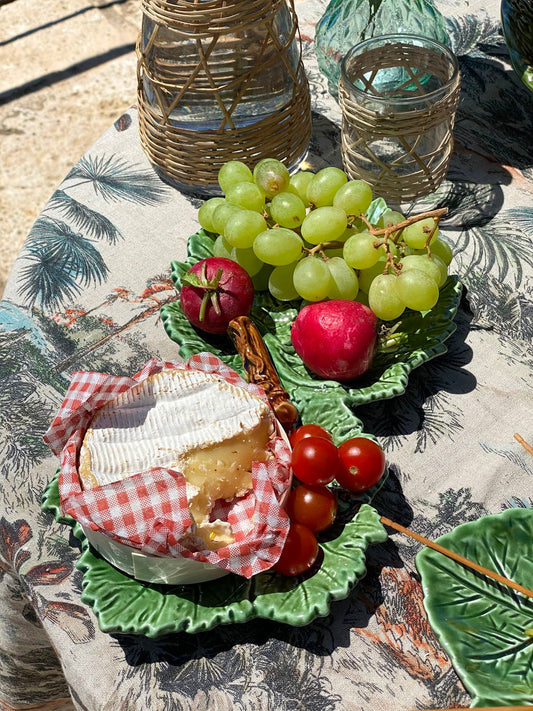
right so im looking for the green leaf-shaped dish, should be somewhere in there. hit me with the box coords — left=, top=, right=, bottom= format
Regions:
left=42, top=475, right=387, bottom=637
left=42, top=474, right=387, bottom=636
left=416, top=508, right=533, bottom=707
left=160, top=230, right=463, bottom=441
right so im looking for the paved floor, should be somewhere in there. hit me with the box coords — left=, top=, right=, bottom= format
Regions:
left=1, top=0, right=141, bottom=297
left=1, top=4, right=137, bottom=702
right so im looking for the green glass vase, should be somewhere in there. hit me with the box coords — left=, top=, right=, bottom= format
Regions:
left=501, top=0, right=533, bottom=92
left=315, top=0, right=450, bottom=97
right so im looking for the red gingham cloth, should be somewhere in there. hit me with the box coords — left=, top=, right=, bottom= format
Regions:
left=43, top=354, right=292, bottom=578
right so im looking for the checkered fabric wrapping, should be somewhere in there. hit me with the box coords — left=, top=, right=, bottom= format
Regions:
left=43, top=355, right=292, bottom=578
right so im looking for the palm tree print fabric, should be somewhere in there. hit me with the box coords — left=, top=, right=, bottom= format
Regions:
left=0, top=0, right=531, bottom=709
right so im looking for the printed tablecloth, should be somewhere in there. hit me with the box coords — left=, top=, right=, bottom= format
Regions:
left=0, top=0, right=532, bottom=709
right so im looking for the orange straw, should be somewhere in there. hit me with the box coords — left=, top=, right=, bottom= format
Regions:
left=514, top=432, right=533, bottom=457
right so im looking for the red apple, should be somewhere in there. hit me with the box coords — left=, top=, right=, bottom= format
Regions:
left=291, top=300, right=378, bottom=381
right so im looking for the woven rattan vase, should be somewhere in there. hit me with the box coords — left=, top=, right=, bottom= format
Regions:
left=137, top=0, right=312, bottom=194
left=339, top=34, right=460, bottom=204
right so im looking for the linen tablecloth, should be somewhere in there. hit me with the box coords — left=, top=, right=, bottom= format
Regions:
left=0, top=0, right=532, bottom=708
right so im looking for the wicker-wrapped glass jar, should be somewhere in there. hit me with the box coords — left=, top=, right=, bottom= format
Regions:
left=338, top=34, right=461, bottom=203
left=137, top=0, right=312, bottom=194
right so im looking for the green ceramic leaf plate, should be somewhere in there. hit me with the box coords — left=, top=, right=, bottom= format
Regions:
left=415, top=508, right=533, bottom=707
left=160, top=229, right=463, bottom=443
left=42, top=474, right=388, bottom=637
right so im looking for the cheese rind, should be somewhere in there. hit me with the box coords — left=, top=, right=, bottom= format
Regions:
left=78, top=368, right=274, bottom=551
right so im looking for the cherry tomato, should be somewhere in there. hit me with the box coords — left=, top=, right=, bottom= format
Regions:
left=289, top=423, right=333, bottom=449
left=291, top=436, right=341, bottom=486
left=336, top=437, right=386, bottom=492
left=273, top=522, right=319, bottom=576
left=285, top=484, right=337, bottom=532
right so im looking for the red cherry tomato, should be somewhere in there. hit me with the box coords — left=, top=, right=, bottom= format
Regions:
left=289, top=423, right=333, bottom=449
left=291, top=436, right=340, bottom=486
left=273, top=522, right=319, bottom=576
left=285, top=485, right=337, bottom=532
left=336, top=437, right=386, bottom=492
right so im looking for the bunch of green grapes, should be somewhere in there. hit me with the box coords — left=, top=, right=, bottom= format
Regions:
left=196, top=158, right=454, bottom=321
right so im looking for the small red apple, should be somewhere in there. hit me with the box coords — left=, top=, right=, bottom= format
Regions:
left=180, top=257, right=254, bottom=334
left=291, top=300, right=378, bottom=381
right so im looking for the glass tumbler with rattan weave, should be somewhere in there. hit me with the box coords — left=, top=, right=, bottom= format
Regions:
left=338, top=34, right=460, bottom=204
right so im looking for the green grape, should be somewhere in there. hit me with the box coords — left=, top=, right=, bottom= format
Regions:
left=293, top=257, right=332, bottom=301
left=400, top=254, right=447, bottom=287
left=430, top=237, right=453, bottom=265
left=355, top=289, right=370, bottom=307
left=402, top=218, right=439, bottom=249
left=252, top=263, right=274, bottom=291
left=253, top=227, right=303, bottom=266
left=339, top=226, right=358, bottom=242
left=326, top=257, right=359, bottom=300
left=212, top=202, right=242, bottom=235
left=212, top=234, right=233, bottom=259
left=198, top=197, right=226, bottom=233
left=226, top=181, right=265, bottom=212
left=301, top=206, right=347, bottom=244
left=402, top=245, right=421, bottom=256
left=269, top=262, right=300, bottom=301
left=224, top=210, right=267, bottom=248
left=368, top=274, right=406, bottom=321
left=217, top=161, right=253, bottom=193
left=343, top=231, right=381, bottom=270
left=306, top=167, right=348, bottom=207
left=270, top=192, right=307, bottom=228
left=350, top=216, right=369, bottom=233
left=358, top=258, right=387, bottom=293
left=232, top=246, right=264, bottom=276
left=396, top=269, right=439, bottom=311
left=323, top=247, right=345, bottom=259
left=213, top=235, right=263, bottom=275
left=332, top=179, right=372, bottom=216
left=289, top=171, right=314, bottom=205
left=253, top=158, right=290, bottom=198
left=378, top=209, right=405, bottom=229
left=432, top=255, right=449, bottom=286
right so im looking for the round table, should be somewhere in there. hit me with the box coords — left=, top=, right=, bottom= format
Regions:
left=1, top=0, right=532, bottom=709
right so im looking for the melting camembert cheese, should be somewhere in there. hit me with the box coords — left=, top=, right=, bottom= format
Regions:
left=78, top=368, right=274, bottom=550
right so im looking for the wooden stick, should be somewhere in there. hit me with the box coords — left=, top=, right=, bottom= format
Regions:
left=514, top=432, right=533, bottom=457
left=380, top=516, right=533, bottom=600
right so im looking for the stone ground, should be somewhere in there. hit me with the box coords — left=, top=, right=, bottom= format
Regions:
left=1, top=1, right=139, bottom=703
left=1, top=0, right=141, bottom=298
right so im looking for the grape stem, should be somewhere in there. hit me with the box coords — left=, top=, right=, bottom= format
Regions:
left=303, top=207, right=448, bottom=264
left=359, top=207, right=448, bottom=273
left=358, top=207, right=448, bottom=239
left=305, top=241, right=345, bottom=257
